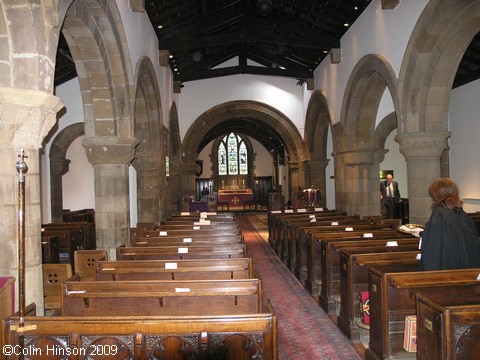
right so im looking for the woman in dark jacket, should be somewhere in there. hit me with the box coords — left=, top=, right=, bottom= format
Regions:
left=419, top=178, right=480, bottom=271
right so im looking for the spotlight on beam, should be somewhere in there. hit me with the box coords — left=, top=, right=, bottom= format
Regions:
left=257, top=0, right=273, bottom=16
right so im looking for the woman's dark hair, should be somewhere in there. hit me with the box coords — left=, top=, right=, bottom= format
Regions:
left=428, top=178, right=463, bottom=210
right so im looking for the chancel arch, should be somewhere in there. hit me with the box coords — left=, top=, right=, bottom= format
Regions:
left=336, top=54, right=400, bottom=217
left=181, top=100, right=305, bottom=205
left=397, top=0, right=480, bottom=223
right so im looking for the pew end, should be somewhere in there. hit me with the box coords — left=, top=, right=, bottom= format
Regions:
left=42, top=264, right=73, bottom=316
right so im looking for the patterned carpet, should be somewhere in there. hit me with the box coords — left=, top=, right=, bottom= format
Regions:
left=236, top=213, right=362, bottom=360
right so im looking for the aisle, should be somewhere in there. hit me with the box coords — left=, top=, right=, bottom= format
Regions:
left=236, top=213, right=362, bottom=360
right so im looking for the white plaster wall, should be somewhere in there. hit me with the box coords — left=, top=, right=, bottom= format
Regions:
left=449, top=78, right=480, bottom=212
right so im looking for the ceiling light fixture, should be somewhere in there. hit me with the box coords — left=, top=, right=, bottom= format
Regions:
left=257, top=0, right=273, bottom=16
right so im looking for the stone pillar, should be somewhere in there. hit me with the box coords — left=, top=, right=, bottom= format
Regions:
left=168, top=161, right=183, bottom=213
left=132, top=153, right=163, bottom=224
left=307, top=159, right=329, bottom=208
left=83, top=136, right=138, bottom=249
left=335, top=148, right=381, bottom=217
left=0, top=87, right=64, bottom=313
left=396, top=131, right=450, bottom=224
left=50, top=157, right=71, bottom=223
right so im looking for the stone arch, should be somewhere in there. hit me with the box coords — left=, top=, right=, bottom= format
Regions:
left=303, top=90, right=334, bottom=207
left=336, top=54, right=399, bottom=216
left=131, top=57, right=164, bottom=223
left=396, top=0, right=480, bottom=222
left=49, top=122, right=85, bottom=222
left=182, top=100, right=305, bottom=201
left=63, top=0, right=135, bottom=140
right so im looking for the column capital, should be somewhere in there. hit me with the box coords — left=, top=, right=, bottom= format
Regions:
left=82, top=136, right=139, bottom=165
left=337, top=148, right=377, bottom=166
left=395, top=131, right=451, bottom=158
left=0, top=87, right=64, bottom=147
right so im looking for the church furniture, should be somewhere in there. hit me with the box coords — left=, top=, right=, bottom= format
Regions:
left=94, top=258, right=254, bottom=281
left=132, top=234, right=244, bottom=247
left=416, top=288, right=480, bottom=360
left=42, top=263, right=73, bottom=316
left=318, top=236, right=418, bottom=313
left=188, top=201, right=207, bottom=212
left=116, top=244, right=246, bottom=261
left=61, top=278, right=263, bottom=316
left=218, top=189, right=254, bottom=208
left=365, top=267, right=480, bottom=360
left=2, top=303, right=277, bottom=360
left=336, top=246, right=420, bottom=340
left=299, top=226, right=398, bottom=291
left=0, top=276, right=15, bottom=322
left=62, top=208, right=95, bottom=223
left=217, top=200, right=230, bottom=211
left=42, top=222, right=96, bottom=252
left=73, top=249, right=108, bottom=281
left=40, top=234, right=60, bottom=264
left=40, top=228, right=84, bottom=269
left=144, top=226, right=241, bottom=238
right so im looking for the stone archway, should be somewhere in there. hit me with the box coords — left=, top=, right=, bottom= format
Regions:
left=181, top=100, right=305, bottom=203
left=336, top=54, right=400, bottom=216
left=304, top=90, right=334, bottom=208
left=62, top=0, right=137, bottom=248
left=132, top=57, right=165, bottom=224
left=396, top=0, right=480, bottom=223
left=49, top=123, right=85, bottom=222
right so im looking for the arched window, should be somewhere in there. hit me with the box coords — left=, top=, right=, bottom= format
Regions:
left=218, top=133, right=248, bottom=176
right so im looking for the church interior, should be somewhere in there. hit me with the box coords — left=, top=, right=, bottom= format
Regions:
left=2, top=0, right=480, bottom=359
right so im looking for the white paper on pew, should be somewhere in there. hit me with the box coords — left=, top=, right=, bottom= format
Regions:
left=331, top=221, right=339, bottom=225
left=66, top=290, right=87, bottom=295
left=206, top=212, right=217, bottom=215
left=136, top=241, right=147, bottom=245
left=178, top=247, right=188, bottom=253
left=175, top=287, right=191, bottom=292
left=165, top=262, right=177, bottom=269
left=315, top=208, right=324, bottom=211
left=297, top=208, right=307, bottom=212
left=199, top=220, right=211, bottom=225
left=183, top=238, right=192, bottom=243
left=193, top=226, right=200, bottom=230
left=416, top=253, right=422, bottom=260
left=200, top=212, right=208, bottom=218
left=310, top=218, right=317, bottom=222
left=363, top=233, right=373, bottom=238
left=386, top=241, right=398, bottom=247
left=309, top=214, right=315, bottom=218
left=418, top=238, right=422, bottom=249
left=181, top=212, right=190, bottom=216
left=271, top=210, right=281, bottom=214
left=41, top=241, right=47, bottom=244
left=345, top=227, right=354, bottom=231
left=159, top=231, right=168, bottom=236
left=285, top=209, right=294, bottom=213
left=477, top=274, right=480, bottom=280
left=102, top=268, right=116, bottom=271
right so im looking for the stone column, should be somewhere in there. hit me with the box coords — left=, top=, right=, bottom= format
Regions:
left=396, top=131, right=450, bottom=224
left=131, top=153, right=163, bottom=224
left=83, top=136, right=138, bottom=250
left=307, top=159, right=329, bottom=208
left=0, top=87, right=64, bottom=313
left=50, top=157, right=71, bottom=223
left=335, top=148, right=380, bottom=217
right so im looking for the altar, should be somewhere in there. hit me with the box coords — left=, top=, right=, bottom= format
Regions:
left=217, top=189, right=253, bottom=208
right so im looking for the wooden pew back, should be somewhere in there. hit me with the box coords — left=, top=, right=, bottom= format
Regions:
left=61, top=279, right=262, bottom=316
left=116, top=244, right=246, bottom=260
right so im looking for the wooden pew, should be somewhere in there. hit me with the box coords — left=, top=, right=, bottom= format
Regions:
left=2, top=302, right=277, bottom=359
left=40, top=235, right=60, bottom=263
left=116, top=244, right=246, bottom=260
left=337, top=251, right=420, bottom=340
left=42, top=222, right=96, bottom=251
left=61, top=278, right=263, bottom=316
left=416, top=288, right=480, bottom=360
left=94, top=258, right=254, bottom=281
left=132, top=234, right=244, bottom=247
left=318, top=235, right=418, bottom=313
left=144, top=227, right=241, bottom=238
left=365, top=267, right=480, bottom=360
left=73, top=249, right=108, bottom=281
left=40, top=228, right=84, bottom=268
left=300, top=227, right=402, bottom=292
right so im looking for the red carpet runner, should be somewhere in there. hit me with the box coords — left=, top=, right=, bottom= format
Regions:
left=236, top=213, right=362, bottom=360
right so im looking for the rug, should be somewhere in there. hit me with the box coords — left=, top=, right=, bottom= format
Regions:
left=236, top=213, right=362, bottom=360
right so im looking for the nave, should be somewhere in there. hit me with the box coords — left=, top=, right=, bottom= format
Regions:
left=236, top=213, right=363, bottom=359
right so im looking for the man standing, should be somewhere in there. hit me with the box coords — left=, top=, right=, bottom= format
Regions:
left=380, top=174, right=401, bottom=219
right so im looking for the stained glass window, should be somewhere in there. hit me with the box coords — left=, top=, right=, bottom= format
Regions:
left=218, top=132, right=248, bottom=176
